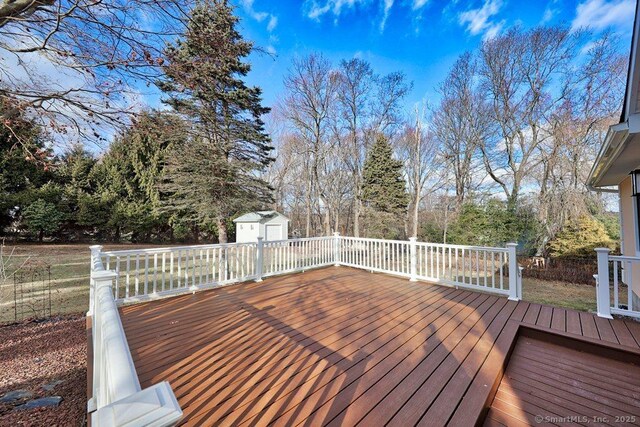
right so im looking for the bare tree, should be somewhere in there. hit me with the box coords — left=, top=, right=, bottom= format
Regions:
left=335, top=58, right=373, bottom=237
left=432, top=52, right=489, bottom=209
left=0, top=0, right=190, bottom=149
left=478, top=26, right=583, bottom=209
left=335, top=59, right=411, bottom=236
left=397, top=105, right=438, bottom=238
left=534, top=31, right=627, bottom=253
left=282, top=53, right=339, bottom=236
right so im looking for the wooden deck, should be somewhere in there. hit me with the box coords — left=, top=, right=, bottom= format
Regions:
left=119, top=267, right=640, bottom=426
left=485, top=332, right=640, bottom=426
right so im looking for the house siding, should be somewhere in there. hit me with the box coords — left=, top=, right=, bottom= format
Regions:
left=619, top=176, right=640, bottom=309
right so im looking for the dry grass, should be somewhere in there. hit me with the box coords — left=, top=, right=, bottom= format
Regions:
left=0, top=243, right=165, bottom=324
left=522, top=277, right=596, bottom=312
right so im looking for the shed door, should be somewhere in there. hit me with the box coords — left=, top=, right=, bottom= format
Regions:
left=265, top=224, right=282, bottom=241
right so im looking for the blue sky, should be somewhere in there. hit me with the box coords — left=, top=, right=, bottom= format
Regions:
left=234, top=0, right=635, bottom=113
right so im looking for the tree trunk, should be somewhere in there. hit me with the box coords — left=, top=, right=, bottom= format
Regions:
left=193, top=222, right=200, bottom=244
left=411, top=195, right=420, bottom=238
left=38, top=229, right=43, bottom=243
left=216, top=217, right=227, bottom=244
left=353, top=198, right=361, bottom=237
left=305, top=180, right=312, bottom=238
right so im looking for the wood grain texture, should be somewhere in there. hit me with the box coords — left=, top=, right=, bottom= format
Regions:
left=117, top=266, right=640, bottom=426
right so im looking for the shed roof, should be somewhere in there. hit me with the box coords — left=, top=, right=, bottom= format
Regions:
left=233, top=210, right=289, bottom=223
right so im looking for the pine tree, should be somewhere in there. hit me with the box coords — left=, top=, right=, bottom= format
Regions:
left=22, top=199, right=63, bottom=242
left=361, top=135, right=408, bottom=238
left=94, top=111, right=186, bottom=241
left=158, top=0, right=273, bottom=242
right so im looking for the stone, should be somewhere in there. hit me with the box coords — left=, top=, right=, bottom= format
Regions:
left=16, top=396, right=63, bottom=410
left=41, top=380, right=64, bottom=391
left=0, top=390, right=32, bottom=403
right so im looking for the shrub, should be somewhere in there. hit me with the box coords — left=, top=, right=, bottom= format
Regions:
left=547, top=215, right=616, bottom=259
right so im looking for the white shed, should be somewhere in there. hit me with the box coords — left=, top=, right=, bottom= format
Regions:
left=233, top=211, right=289, bottom=243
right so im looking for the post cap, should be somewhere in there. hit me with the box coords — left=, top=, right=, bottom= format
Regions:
left=333, top=232, right=340, bottom=236
left=256, top=236, right=263, bottom=240
left=409, top=237, right=417, bottom=242
left=594, top=247, right=611, bottom=253
left=506, top=242, right=518, bottom=248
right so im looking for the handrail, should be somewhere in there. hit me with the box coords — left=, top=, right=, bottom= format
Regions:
left=88, top=246, right=182, bottom=426
left=101, top=241, right=250, bottom=256
left=609, top=254, right=640, bottom=261
left=416, top=241, right=510, bottom=253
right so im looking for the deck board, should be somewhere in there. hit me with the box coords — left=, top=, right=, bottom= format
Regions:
left=119, top=267, right=640, bottom=426
left=485, top=335, right=640, bottom=426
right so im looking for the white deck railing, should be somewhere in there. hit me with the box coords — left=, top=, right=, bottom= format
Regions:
left=339, top=237, right=520, bottom=300
left=95, top=236, right=521, bottom=305
left=595, top=248, right=640, bottom=319
left=87, top=246, right=182, bottom=427
left=100, top=242, right=259, bottom=303
left=87, top=235, right=521, bottom=425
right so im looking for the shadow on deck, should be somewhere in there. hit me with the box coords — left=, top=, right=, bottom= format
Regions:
left=118, top=266, right=640, bottom=426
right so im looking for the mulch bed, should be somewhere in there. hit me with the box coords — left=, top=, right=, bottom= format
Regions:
left=0, top=315, right=86, bottom=426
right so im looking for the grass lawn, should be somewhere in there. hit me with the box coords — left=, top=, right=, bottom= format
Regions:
left=1, top=243, right=601, bottom=324
left=522, top=277, right=596, bottom=312
left=0, top=243, right=162, bottom=324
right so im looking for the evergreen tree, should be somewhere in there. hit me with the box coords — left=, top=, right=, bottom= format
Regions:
left=22, top=199, right=63, bottom=242
left=361, top=135, right=408, bottom=238
left=158, top=0, right=273, bottom=243
left=57, top=145, right=97, bottom=238
left=94, top=111, right=186, bottom=241
left=0, top=98, right=55, bottom=232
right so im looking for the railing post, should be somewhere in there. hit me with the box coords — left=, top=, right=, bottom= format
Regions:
left=506, top=243, right=520, bottom=301
left=88, top=245, right=103, bottom=316
left=595, top=248, right=612, bottom=319
left=255, top=237, right=264, bottom=282
left=333, top=232, right=341, bottom=267
left=409, top=237, right=417, bottom=282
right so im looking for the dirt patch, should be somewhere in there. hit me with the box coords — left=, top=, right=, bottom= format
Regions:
left=0, top=315, right=86, bottom=426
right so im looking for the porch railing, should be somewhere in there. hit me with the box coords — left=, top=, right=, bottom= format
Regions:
left=595, top=248, right=640, bottom=319
left=95, top=236, right=521, bottom=305
left=87, top=246, right=182, bottom=427
left=339, top=237, right=520, bottom=300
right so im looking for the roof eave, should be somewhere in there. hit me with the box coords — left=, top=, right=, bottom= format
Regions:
left=588, top=122, right=631, bottom=189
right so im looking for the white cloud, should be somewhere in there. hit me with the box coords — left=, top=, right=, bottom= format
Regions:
left=239, top=0, right=278, bottom=32
left=571, top=0, right=634, bottom=31
left=541, top=0, right=559, bottom=24
left=305, top=0, right=400, bottom=32
left=380, top=0, right=394, bottom=31
left=458, top=0, right=505, bottom=39
left=306, top=0, right=363, bottom=20
left=267, top=15, right=278, bottom=32
left=412, top=0, right=429, bottom=10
